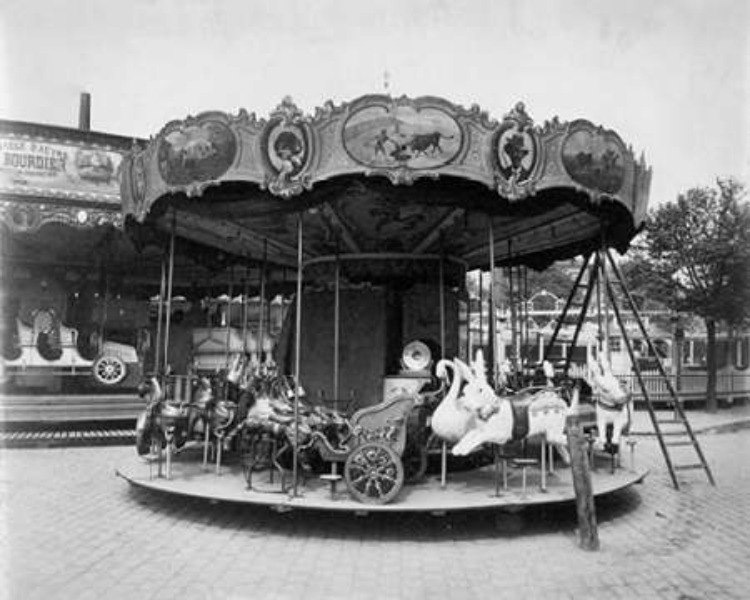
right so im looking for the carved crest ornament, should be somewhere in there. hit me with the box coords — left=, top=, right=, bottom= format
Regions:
left=121, top=94, right=651, bottom=225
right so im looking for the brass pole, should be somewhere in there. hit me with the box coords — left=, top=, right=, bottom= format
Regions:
left=241, top=270, right=249, bottom=355
left=333, top=252, right=341, bottom=405
left=439, top=254, right=446, bottom=359
left=163, top=211, right=176, bottom=374
left=489, top=220, right=497, bottom=385
left=154, top=255, right=166, bottom=374
left=258, top=240, right=268, bottom=364
left=223, top=269, right=234, bottom=374
left=292, top=214, right=304, bottom=497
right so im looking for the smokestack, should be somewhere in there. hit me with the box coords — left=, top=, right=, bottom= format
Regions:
left=78, top=92, right=91, bottom=131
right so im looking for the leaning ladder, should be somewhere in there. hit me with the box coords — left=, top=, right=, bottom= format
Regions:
left=543, top=249, right=715, bottom=490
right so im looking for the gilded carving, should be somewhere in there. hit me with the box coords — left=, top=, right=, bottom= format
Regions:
left=261, top=97, right=314, bottom=198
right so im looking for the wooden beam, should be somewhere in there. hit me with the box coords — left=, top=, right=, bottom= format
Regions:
left=411, top=207, right=465, bottom=254
left=318, top=202, right=362, bottom=254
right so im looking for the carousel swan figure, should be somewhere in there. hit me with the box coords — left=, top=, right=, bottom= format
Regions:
left=588, top=354, right=631, bottom=451
left=431, top=357, right=477, bottom=443
left=451, top=353, right=574, bottom=461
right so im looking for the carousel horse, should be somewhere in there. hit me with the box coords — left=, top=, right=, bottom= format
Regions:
left=451, top=353, right=574, bottom=461
left=588, top=355, right=631, bottom=452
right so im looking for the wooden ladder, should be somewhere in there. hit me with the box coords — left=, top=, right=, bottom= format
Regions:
left=544, top=249, right=715, bottom=489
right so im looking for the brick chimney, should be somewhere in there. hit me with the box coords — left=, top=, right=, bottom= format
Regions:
left=78, top=92, right=91, bottom=131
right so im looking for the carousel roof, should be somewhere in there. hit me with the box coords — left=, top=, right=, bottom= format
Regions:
left=120, top=95, right=651, bottom=275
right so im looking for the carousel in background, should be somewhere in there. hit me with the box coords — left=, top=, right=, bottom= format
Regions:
left=115, top=92, right=712, bottom=513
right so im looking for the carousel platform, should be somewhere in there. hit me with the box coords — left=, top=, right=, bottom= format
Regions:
left=116, top=448, right=648, bottom=515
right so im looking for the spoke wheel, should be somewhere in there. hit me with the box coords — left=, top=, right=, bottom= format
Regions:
left=92, top=355, right=127, bottom=385
left=344, top=442, right=404, bottom=505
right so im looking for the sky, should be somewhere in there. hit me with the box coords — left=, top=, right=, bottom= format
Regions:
left=0, top=0, right=747, bottom=207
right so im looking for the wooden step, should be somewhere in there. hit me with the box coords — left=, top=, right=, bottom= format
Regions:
left=673, top=464, right=705, bottom=471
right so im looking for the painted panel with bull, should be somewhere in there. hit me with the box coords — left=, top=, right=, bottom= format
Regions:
left=343, top=104, right=462, bottom=170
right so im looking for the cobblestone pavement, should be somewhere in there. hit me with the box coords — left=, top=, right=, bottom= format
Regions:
left=1, top=429, right=748, bottom=600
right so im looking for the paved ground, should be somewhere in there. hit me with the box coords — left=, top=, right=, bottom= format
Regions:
left=1, top=416, right=749, bottom=599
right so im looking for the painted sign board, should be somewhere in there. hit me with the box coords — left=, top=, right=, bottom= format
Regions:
left=0, top=135, right=124, bottom=202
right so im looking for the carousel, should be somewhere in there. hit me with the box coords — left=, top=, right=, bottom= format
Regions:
left=115, top=94, right=651, bottom=513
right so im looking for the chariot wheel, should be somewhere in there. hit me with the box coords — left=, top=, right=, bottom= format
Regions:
left=344, top=442, right=404, bottom=505
left=92, top=354, right=127, bottom=385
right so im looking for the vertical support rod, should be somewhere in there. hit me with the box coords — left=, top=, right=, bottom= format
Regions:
left=258, top=240, right=268, bottom=365
left=241, top=272, right=249, bottom=355
left=564, top=254, right=600, bottom=375
left=600, top=244, right=611, bottom=364
left=522, top=267, right=529, bottom=369
left=595, top=251, right=604, bottom=359
left=439, top=254, right=446, bottom=359
left=292, top=214, right=304, bottom=497
left=508, top=241, right=519, bottom=373
left=153, top=256, right=166, bottom=374
left=163, top=211, right=176, bottom=374
left=488, top=221, right=497, bottom=385
left=224, top=270, right=234, bottom=374
left=478, top=270, right=484, bottom=356
left=542, top=253, right=592, bottom=364
left=98, top=268, right=109, bottom=353
left=465, top=286, right=471, bottom=361
left=333, top=252, right=341, bottom=405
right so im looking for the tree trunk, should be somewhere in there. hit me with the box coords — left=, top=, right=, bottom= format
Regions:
left=705, top=317, right=718, bottom=413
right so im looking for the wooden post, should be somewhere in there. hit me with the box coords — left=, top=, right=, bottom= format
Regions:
left=566, top=413, right=600, bottom=551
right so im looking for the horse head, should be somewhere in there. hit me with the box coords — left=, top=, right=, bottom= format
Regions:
left=193, top=376, right=213, bottom=410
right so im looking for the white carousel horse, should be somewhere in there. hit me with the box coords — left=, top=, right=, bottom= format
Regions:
left=588, top=355, right=631, bottom=450
left=431, top=357, right=477, bottom=443
left=451, top=352, right=574, bottom=462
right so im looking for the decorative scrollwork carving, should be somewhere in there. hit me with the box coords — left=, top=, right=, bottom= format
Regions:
left=261, top=97, right=315, bottom=198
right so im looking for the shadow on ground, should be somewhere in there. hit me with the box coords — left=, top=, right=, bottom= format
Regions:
left=126, top=480, right=644, bottom=541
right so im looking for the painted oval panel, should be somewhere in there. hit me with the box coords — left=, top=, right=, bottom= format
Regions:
left=562, top=127, right=626, bottom=194
left=261, top=119, right=310, bottom=179
left=343, top=105, right=462, bottom=170
left=495, top=120, right=539, bottom=183
left=157, top=120, right=237, bottom=186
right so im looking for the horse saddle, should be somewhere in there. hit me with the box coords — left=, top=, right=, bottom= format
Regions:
left=158, top=403, right=189, bottom=429
left=508, top=390, right=540, bottom=440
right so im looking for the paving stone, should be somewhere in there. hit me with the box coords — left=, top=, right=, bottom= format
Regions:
left=2, top=430, right=750, bottom=598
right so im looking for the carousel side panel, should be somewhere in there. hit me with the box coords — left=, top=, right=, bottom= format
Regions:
left=120, top=94, right=650, bottom=233
left=532, top=117, right=651, bottom=228
left=310, top=95, right=498, bottom=189
left=123, top=110, right=265, bottom=221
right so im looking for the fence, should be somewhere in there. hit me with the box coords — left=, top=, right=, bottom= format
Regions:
left=620, top=372, right=748, bottom=405
left=565, top=363, right=750, bottom=405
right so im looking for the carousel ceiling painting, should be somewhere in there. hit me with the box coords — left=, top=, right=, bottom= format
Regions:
left=121, top=94, right=651, bottom=272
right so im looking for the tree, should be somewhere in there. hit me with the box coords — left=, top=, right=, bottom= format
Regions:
left=467, top=259, right=577, bottom=302
left=626, top=178, right=750, bottom=411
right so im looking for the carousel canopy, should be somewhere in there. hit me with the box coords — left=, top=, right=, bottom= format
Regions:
left=120, top=95, right=651, bottom=276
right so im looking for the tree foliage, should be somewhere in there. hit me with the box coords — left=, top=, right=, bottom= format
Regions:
left=627, top=178, right=750, bottom=327
left=624, top=177, right=749, bottom=411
